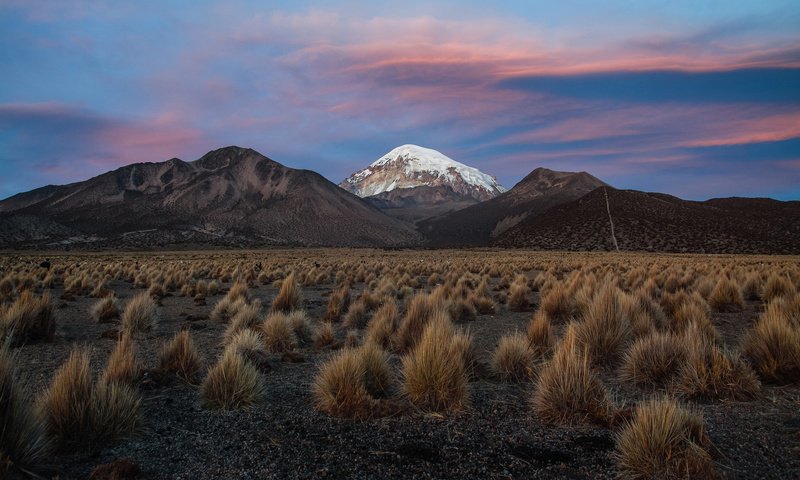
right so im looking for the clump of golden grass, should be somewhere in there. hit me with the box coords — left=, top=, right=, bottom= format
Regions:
left=762, top=273, right=795, bottom=303
left=527, top=311, right=555, bottom=360
left=393, top=293, right=442, bottom=353
left=0, top=291, right=55, bottom=345
left=359, top=342, right=395, bottom=398
left=708, top=276, right=743, bottom=312
left=741, top=273, right=761, bottom=301
left=120, top=292, right=157, bottom=334
left=676, top=324, right=760, bottom=400
left=532, top=324, right=613, bottom=425
left=343, top=299, right=370, bottom=329
left=226, top=279, right=251, bottom=303
left=313, top=322, right=335, bottom=349
left=260, top=312, right=298, bottom=352
left=100, top=334, right=139, bottom=386
left=209, top=289, right=248, bottom=323
left=508, top=276, right=530, bottom=312
left=539, top=282, right=573, bottom=322
left=200, top=349, right=264, bottom=410
left=671, top=301, right=716, bottom=341
left=365, top=301, right=399, bottom=349
left=619, top=331, right=686, bottom=389
left=0, top=343, right=52, bottom=475
left=401, top=311, right=469, bottom=412
left=312, top=348, right=375, bottom=419
left=449, top=296, right=477, bottom=323
left=89, top=381, right=140, bottom=445
left=37, top=349, right=92, bottom=448
left=614, top=396, right=714, bottom=479
left=742, top=305, right=800, bottom=384
left=468, top=292, right=495, bottom=314
left=492, top=333, right=535, bottom=382
left=159, top=330, right=203, bottom=381
left=325, top=284, right=350, bottom=322
left=575, top=285, right=632, bottom=366
left=287, top=310, right=313, bottom=345
left=91, top=296, right=120, bottom=323
left=222, top=300, right=262, bottom=344
left=38, top=348, right=140, bottom=451
left=271, top=272, right=301, bottom=312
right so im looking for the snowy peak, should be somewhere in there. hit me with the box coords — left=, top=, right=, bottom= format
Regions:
left=340, top=144, right=506, bottom=201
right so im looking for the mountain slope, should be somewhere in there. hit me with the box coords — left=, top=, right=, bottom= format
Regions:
left=420, top=167, right=608, bottom=246
left=340, top=144, right=506, bottom=201
left=493, top=187, right=800, bottom=254
left=0, top=146, right=421, bottom=248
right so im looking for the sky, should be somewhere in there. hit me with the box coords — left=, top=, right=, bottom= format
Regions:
left=1, top=0, right=799, bottom=200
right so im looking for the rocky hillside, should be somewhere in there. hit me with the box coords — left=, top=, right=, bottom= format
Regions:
left=493, top=187, right=800, bottom=254
left=420, top=167, right=607, bottom=246
left=0, top=147, right=421, bottom=249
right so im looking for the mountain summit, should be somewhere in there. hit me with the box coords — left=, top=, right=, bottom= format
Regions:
left=339, top=145, right=506, bottom=202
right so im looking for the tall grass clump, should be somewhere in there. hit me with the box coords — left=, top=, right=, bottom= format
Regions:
left=401, top=312, right=469, bottom=412
left=0, top=291, right=55, bottom=345
left=200, top=349, right=264, bottom=410
left=492, top=333, right=535, bottom=382
left=532, top=324, right=613, bottom=425
left=575, top=285, right=632, bottom=366
left=272, top=272, right=301, bottom=312
left=38, top=348, right=140, bottom=451
left=159, top=330, right=203, bottom=382
left=619, top=331, right=686, bottom=389
left=0, top=343, right=52, bottom=476
left=742, top=306, right=800, bottom=384
left=120, top=292, right=157, bottom=334
left=614, top=396, right=714, bottom=479
left=91, top=296, right=120, bottom=323
left=708, top=276, right=744, bottom=312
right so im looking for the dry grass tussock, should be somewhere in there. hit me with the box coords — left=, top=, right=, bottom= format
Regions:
left=401, top=311, right=469, bottom=412
left=313, top=322, right=335, bottom=349
left=312, top=343, right=394, bottom=418
left=200, top=349, right=264, bottom=410
left=393, top=292, right=444, bottom=353
left=742, top=304, right=800, bottom=384
left=260, top=312, right=299, bottom=352
left=675, top=323, right=760, bottom=400
left=325, top=284, right=351, bottom=322
left=527, top=311, right=555, bottom=360
left=708, top=276, right=744, bottom=312
left=100, top=334, right=139, bottom=386
left=575, top=285, right=632, bottom=366
left=492, top=333, right=535, bottom=382
left=0, top=291, right=55, bottom=345
left=0, top=343, right=52, bottom=476
left=614, top=396, right=715, bottom=480
left=159, top=330, right=203, bottom=382
left=272, top=272, right=301, bottom=313
left=619, top=331, right=686, bottom=389
left=365, top=301, right=399, bottom=349
left=121, top=292, right=157, bottom=334
left=91, top=296, right=120, bottom=323
left=37, top=348, right=140, bottom=451
left=539, top=282, right=574, bottom=322
left=532, top=324, right=613, bottom=425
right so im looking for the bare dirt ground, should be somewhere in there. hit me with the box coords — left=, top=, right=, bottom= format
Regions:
left=4, top=250, right=800, bottom=479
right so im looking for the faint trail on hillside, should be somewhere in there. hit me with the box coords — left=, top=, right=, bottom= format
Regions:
left=604, top=187, right=620, bottom=252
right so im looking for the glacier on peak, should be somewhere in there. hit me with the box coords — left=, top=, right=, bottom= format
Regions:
left=341, top=144, right=506, bottom=201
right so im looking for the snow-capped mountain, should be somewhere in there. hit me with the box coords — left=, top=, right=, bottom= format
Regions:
left=340, top=145, right=506, bottom=202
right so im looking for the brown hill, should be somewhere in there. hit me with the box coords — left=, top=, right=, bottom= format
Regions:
left=493, top=187, right=800, bottom=254
left=0, top=146, right=421, bottom=249
left=419, top=167, right=607, bottom=246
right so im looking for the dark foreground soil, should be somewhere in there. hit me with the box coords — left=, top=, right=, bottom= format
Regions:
left=7, top=252, right=800, bottom=480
